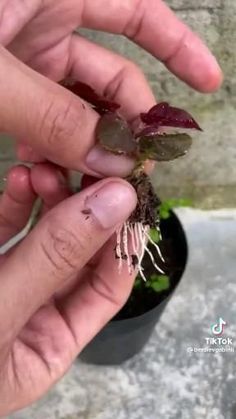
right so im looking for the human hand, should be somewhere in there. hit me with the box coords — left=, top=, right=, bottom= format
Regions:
left=0, top=0, right=222, bottom=175
left=0, top=164, right=137, bottom=416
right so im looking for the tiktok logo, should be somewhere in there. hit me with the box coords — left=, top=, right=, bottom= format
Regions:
left=211, top=318, right=227, bottom=336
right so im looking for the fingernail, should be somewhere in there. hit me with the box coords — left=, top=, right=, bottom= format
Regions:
left=85, top=181, right=137, bottom=228
left=86, top=146, right=135, bottom=177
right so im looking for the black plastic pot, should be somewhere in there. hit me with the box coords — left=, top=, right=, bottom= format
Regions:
left=80, top=211, right=188, bottom=365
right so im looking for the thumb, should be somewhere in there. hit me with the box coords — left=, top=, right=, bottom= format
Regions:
left=0, top=178, right=137, bottom=344
left=0, top=47, right=134, bottom=177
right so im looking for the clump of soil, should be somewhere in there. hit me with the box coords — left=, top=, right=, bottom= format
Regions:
left=127, top=172, right=161, bottom=228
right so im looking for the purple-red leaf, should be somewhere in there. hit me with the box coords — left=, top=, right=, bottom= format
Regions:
left=61, top=80, right=120, bottom=115
left=140, top=103, right=202, bottom=131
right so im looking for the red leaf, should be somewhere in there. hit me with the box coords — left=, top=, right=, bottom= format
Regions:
left=140, top=102, right=202, bottom=131
left=61, top=80, right=120, bottom=115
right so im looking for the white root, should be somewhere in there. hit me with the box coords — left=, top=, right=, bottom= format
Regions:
left=158, top=226, right=163, bottom=241
left=127, top=223, right=140, bottom=263
left=123, top=222, right=132, bottom=275
left=116, top=221, right=165, bottom=280
left=116, top=225, right=123, bottom=273
left=137, top=223, right=146, bottom=270
left=127, top=223, right=137, bottom=254
left=138, top=265, right=148, bottom=282
left=144, top=244, right=165, bottom=274
left=134, top=222, right=141, bottom=255
left=144, top=229, right=165, bottom=263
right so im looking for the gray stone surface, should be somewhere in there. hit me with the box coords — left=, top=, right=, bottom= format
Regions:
left=10, top=208, right=236, bottom=419
left=170, top=0, right=221, bottom=8
left=78, top=0, right=236, bottom=205
left=80, top=0, right=235, bottom=108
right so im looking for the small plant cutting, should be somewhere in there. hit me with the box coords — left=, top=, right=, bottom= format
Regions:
left=63, top=80, right=201, bottom=280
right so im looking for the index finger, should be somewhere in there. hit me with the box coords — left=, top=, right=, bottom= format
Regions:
left=82, top=0, right=223, bottom=92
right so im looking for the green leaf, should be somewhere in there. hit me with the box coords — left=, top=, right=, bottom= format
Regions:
left=149, top=275, right=170, bottom=292
left=159, top=198, right=192, bottom=219
left=138, top=133, right=192, bottom=162
left=97, top=113, right=137, bottom=155
left=177, top=198, right=193, bottom=207
left=159, top=209, right=170, bottom=220
left=149, top=228, right=160, bottom=243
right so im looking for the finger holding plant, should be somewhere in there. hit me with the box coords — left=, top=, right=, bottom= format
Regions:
left=64, top=80, right=201, bottom=280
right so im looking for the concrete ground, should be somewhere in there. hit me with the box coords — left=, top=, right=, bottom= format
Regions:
left=10, top=208, right=236, bottom=419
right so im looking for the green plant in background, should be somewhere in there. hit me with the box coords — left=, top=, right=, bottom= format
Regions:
left=134, top=274, right=170, bottom=293
left=148, top=227, right=161, bottom=243
left=134, top=197, right=192, bottom=293
left=147, top=275, right=170, bottom=292
left=159, top=198, right=192, bottom=220
left=134, top=222, right=170, bottom=293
